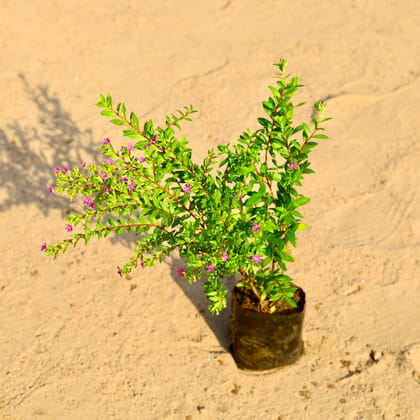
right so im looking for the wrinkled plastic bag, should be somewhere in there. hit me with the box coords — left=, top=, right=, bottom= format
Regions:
left=231, top=286, right=305, bottom=371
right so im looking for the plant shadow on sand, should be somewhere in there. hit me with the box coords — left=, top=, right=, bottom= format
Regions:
left=0, top=74, right=100, bottom=216
left=168, top=257, right=236, bottom=353
left=0, top=76, right=146, bottom=248
left=1, top=76, right=233, bottom=352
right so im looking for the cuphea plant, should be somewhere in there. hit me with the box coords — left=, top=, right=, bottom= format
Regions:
left=43, top=59, right=330, bottom=314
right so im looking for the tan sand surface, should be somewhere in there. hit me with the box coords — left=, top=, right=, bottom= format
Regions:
left=1, top=1, right=419, bottom=419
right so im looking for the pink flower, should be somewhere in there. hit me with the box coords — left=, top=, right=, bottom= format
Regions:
left=125, top=144, right=135, bottom=151
left=182, top=183, right=192, bottom=193
left=103, top=138, right=111, bottom=144
left=251, top=222, right=261, bottom=232
left=287, top=161, right=298, bottom=170
left=40, top=242, right=47, bottom=251
left=128, top=182, right=137, bottom=191
left=234, top=194, right=245, bottom=198
left=54, top=167, right=60, bottom=173
left=117, top=266, right=122, bottom=277
left=103, top=187, right=110, bottom=193
left=177, top=267, right=185, bottom=278
left=222, top=252, right=229, bottom=262
left=65, top=224, right=73, bottom=232
left=250, top=255, right=262, bottom=263
left=120, top=177, right=128, bottom=182
left=63, top=167, right=69, bottom=174
left=81, top=162, right=87, bottom=169
left=99, top=171, right=109, bottom=179
left=144, top=135, right=157, bottom=148
left=206, top=264, right=216, bottom=272
left=104, top=158, right=115, bottom=165
left=48, top=187, right=53, bottom=195
left=140, top=260, right=145, bottom=268
left=83, top=196, right=95, bottom=209
left=138, top=157, right=146, bottom=163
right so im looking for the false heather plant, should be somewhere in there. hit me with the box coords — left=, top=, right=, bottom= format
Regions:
left=43, top=60, right=330, bottom=314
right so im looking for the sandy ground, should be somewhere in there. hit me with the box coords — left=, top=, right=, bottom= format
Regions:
left=1, top=1, right=419, bottom=419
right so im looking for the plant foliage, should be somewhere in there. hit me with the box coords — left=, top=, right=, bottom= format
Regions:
left=44, top=59, right=331, bottom=314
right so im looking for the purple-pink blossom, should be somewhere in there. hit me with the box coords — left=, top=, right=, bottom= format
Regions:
left=125, top=144, right=135, bottom=151
left=65, top=224, right=73, bottom=232
left=82, top=196, right=95, bottom=209
left=40, top=242, right=47, bottom=251
left=206, top=264, right=216, bottom=272
left=54, top=167, right=60, bottom=173
left=251, top=222, right=261, bottom=232
left=138, top=157, right=146, bottom=163
left=287, top=161, right=298, bottom=170
left=182, top=183, right=192, bottom=193
left=128, top=182, right=137, bottom=191
left=103, top=187, right=110, bottom=193
left=144, top=135, right=157, bottom=148
left=250, top=255, right=262, bottom=263
left=99, top=171, right=109, bottom=179
left=103, top=137, right=111, bottom=144
left=48, top=187, right=53, bottom=195
left=120, top=177, right=128, bottom=182
left=222, top=252, right=229, bottom=262
left=81, top=162, right=87, bottom=169
left=104, top=158, right=115, bottom=165
left=117, top=266, right=122, bottom=277
left=63, top=167, right=69, bottom=174
left=177, top=267, right=186, bottom=278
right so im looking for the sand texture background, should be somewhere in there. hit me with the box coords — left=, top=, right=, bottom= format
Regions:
left=1, top=0, right=419, bottom=419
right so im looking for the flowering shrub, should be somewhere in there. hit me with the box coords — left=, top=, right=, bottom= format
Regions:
left=43, top=60, right=330, bottom=314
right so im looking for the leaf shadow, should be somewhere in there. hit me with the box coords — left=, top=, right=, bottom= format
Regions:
left=0, top=75, right=140, bottom=249
left=0, top=74, right=100, bottom=216
left=2, top=75, right=236, bottom=352
left=167, top=256, right=237, bottom=352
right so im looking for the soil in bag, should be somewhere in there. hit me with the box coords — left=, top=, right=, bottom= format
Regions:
left=231, top=286, right=305, bottom=371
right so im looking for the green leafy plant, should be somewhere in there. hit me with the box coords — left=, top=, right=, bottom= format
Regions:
left=42, top=59, right=331, bottom=314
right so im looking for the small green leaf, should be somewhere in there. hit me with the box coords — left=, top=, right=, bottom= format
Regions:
left=286, top=231, right=296, bottom=247
left=96, top=94, right=106, bottom=107
left=282, top=252, right=294, bottom=262
left=116, top=103, right=127, bottom=118
left=100, top=109, right=115, bottom=117
left=258, top=117, right=271, bottom=128
left=296, top=223, right=308, bottom=231
left=260, top=162, right=267, bottom=176
left=293, top=197, right=310, bottom=208
left=276, top=59, right=287, bottom=73
left=246, top=192, right=263, bottom=207
left=302, top=123, right=310, bottom=138
left=293, top=124, right=304, bottom=134
left=130, top=112, right=139, bottom=129
left=283, top=294, right=297, bottom=308
left=110, top=119, right=126, bottom=126
left=302, top=168, right=315, bottom=174
left=262, top=99, right=274, bottom=115
left=144, top=120, right=154, bottom=135
left=123, top=129, right=143, bottom=140
left=217, top=145, right=228, bottom=153
left=268, top=85, right=280, bottom=99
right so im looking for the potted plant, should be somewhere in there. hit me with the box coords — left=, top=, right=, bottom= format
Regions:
left=42, top=59, right=331, bottom=371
